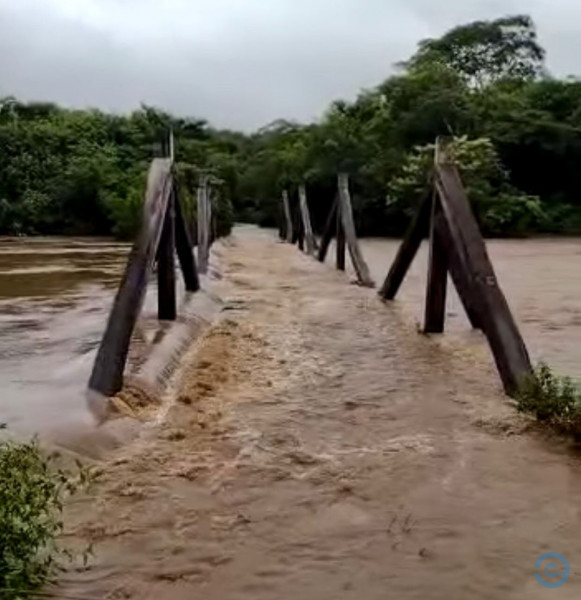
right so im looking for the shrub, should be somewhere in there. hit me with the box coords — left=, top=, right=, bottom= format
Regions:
left=516, top=363, right=581, bottom=437
left=0, top=438, right=92, bottom=599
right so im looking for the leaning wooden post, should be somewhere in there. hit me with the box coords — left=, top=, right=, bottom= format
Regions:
left=299, top=184, right=316, bottom=255
left=423, top=192, right=448, bottom=333
left=318, top=198, right=338, bottom=263
left=173, top=181, right=200, bottom=292
left=336, top=202, right=346, bottom=271
left=379, top=193, right=432, bottom=300
left=197, top=176, right=210, bottom=274
left=434, top=141, right=532, bottom=394
left=337, top=173, right=374, bottom=287
left=157, top=192, right=177, bottom=320
left=282, top=190, right=293, bottom=243
left=89, top=159, right=173, bottom=397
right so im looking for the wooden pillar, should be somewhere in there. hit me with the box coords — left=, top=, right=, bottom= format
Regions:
left=158, top=195, right=177, bottom=321
left=174, top=183, right=200, bottom=293
left=89, top=159, right=172, bottom=397
left=337, top=174, right=374, bottom=287
left=282, top=190, right=293, bottom=243
left=299, top=184, right=316, bottom=255
left=318, top=198, right=338, bottom=263
left=206, top=185, right=213, bottom=248
left=423, top=193, right=448, bottom=333
left=336, top=202, right=346, bottom=271
left=435, top=160, right=532, bottom=395
left=379, top=193, right=431, bottom=300
left=197, top=176, right=210, bottom=274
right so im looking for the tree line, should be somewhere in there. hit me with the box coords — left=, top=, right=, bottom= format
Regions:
left=2, top=14, right=581, bottom=239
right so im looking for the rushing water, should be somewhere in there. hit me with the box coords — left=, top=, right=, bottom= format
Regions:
left=0, top=238, right=129, bottom=433
left=0, top=235, right=579, bottom=434
left=358, top=237, right=581, bottom=381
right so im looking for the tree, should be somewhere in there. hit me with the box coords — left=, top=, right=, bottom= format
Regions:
left=406, top=15, right=545, bottom=87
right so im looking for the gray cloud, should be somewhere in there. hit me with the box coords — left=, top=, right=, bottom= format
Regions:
left=1, top=0, right=580, bottom=130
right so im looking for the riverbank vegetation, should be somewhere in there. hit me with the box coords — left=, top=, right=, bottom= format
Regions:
left=0, top=439, right=93, bottom=599
left=2, top=14, right=581, bottom=239
left=517, top=364, right=581, bottom=439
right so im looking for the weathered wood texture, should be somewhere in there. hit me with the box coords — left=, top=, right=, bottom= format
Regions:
left=282, top=190, right=293, bottom=243
left=423, top=194, right=448, bottom=333
left=299, top=185, right=316, bottom=255
left=336, top=203, right=346, bottom=271
left=379, top=192, right=432, bottom=300
left=197, top=177, right=210, bottom=274
left=318, top=198, right=338, bottom=263
left=157, top=194, right=177, bottom=321
left=435, top=161, right=532, bottom=394
left=173, top=185, right=200, bottom=293
left=89, top=159, right=173, bottom=397
left=337, top=174, right=374, bottom=287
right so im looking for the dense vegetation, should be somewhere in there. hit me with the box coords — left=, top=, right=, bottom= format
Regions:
left=2, top=14, right=581, bottom=239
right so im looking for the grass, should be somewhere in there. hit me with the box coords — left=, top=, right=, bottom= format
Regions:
left=516, top=363, right=581, bottom=439
left=0, top=438, right=94, bottom=600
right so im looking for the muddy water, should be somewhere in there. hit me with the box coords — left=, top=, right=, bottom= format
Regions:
left=0, top=237, right=129, bottom=432
left=1, top=235, right=579, bottom=435
left=356, top=238, right=581, bottom=381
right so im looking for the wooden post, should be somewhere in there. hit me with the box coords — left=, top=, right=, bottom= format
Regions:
left=337, top=173, right=374, bottom=287
left=282, top=190, right=293, bottom=243
left=174, top=183, right=200, bottom=293
left=197, top=176, right=210, bottom=274
left=423, top=193, right=448, bottom=333
left=318, top=198, right=338, bottom=263
left=336, top=202, right=346, bottom=271
left=379, top=193, right=431, bottom=300
left=299, top=184, right=316, bottom=255
left=206, top=185, right=213, bottom=248
left=89, top=159, right=173, bottom=397
left=435, top=158, right=532, bottom=394
left=157, top=194, right=177, bottom=321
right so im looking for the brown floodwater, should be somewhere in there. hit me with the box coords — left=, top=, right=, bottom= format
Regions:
left=0, top=237, right=129, bottom=433
left=355, top=238, right=581, bottom=381
left=0, top=235, right=579, bottom=435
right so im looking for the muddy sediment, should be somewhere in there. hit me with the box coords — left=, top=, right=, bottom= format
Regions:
left=55, top=228, right=581, bottom=599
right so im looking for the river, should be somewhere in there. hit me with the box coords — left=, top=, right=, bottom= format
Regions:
left=0, top=234, right=579, bottom=435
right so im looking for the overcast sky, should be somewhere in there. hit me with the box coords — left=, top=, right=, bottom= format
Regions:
left=1, top=0, right=581, bottom=130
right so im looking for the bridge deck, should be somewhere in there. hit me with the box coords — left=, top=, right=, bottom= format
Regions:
left=62, top=226, right=581, bottom=599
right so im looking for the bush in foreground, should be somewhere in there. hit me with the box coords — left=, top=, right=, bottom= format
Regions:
left=0, top=438, right=92, bottom=599
left=517, top=363, right=581, bottom=438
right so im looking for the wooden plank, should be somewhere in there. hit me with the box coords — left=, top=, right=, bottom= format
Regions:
left=197, top=176, right=210, bottom=274
left=379, top=192, right=431, bottom=300
left=423, top=194, right=448, bottom=333
left=318, top=198, right=338, bottom=263
left=336, top=202, right=346, bottom=271
left=174, top=183, right=200, bottom=293
left=282, top=190, right=293, bottom=243
left=435, top=161, right=532, bottom=394
left=299, top=184, right=316, bottom=255
left=89, top=159, right=173, bottom=397
left=157, top=194, right=177, bottom=321
left=337, top=174, right=374, bottom=287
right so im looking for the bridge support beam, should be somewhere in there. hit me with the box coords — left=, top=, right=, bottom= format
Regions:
left=337, top=173, right=374, bottom=287
left=423, top=193, right=448, bottom=333
left=157, top=193, right=177, bottom=321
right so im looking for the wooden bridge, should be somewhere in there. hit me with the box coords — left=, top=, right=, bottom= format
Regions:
left=65, top=136, right=581, bottom=600
left=89, top=136, right=531, bottom=404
